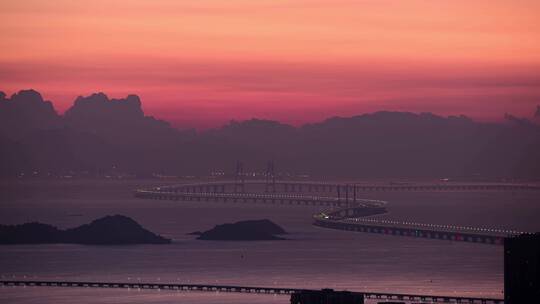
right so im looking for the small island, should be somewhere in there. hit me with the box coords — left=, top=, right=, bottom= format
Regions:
left=197, top=219, right=287, bottom=241
left=0, top=215, right=171, bottom=245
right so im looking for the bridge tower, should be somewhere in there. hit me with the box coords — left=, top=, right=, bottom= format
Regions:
left=234, top=161, right=245, bottom=193
left=265, top=161, right=276, bottom=193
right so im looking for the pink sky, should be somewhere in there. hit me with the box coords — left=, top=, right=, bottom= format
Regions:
left=1, top=0, right=539, bottom=128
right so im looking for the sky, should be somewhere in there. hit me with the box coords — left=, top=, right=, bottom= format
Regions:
left=1, top=0, right=539, bottom=128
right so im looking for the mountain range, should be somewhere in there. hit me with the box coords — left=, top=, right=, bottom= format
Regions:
left=1, top=89, right=539, bottom=179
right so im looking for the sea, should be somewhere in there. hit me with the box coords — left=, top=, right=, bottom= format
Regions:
left=1, top=179, right=539, bottom=303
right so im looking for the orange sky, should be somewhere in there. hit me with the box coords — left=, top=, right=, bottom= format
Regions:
left=1, top=0, right=539, bottom=128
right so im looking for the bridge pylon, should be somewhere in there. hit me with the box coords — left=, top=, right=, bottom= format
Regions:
left=234, top=161, right=245, bottom=193
left=265, top=161, right=276, bottom=193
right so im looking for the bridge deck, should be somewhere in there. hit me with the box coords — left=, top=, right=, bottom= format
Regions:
left=153, top=180, right=540, bottom=192
left=340, top=217, right=522, bottom=237
left=135, top=190, right=387, bottom=208
left=0, top=280, right=504, bottom=303
left=314, top=215, right=517, bottom=245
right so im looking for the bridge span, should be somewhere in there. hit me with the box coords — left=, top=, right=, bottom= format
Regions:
left=154, top=180, right=540, bottom=195
left=313, top=215, right=520, bottom=245
left=135, top=189, right=387, bottom=209
left=0, top=280, right=504, bottom=303
left=135, top=180, right=525, bottom=245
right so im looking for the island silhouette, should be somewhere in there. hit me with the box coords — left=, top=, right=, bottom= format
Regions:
left=195, top=219, right=287, bottom=241
left=0, top=215, right=171, bottom=245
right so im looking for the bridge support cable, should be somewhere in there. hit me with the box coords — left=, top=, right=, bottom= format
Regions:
left=234, top=161, right=245, bottom=193
left=265, top=161, right=276, bottom=193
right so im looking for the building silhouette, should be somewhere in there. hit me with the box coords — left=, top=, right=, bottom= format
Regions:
left=290, top=289, right=364, bottom=304
left=504, top=233, right=540, bottom=304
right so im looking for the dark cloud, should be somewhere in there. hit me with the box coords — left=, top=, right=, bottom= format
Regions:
left=0, top=89, right=61, bottom=140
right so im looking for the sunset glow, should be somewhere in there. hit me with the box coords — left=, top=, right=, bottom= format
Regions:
left=1, top=0, right=539, bottom=128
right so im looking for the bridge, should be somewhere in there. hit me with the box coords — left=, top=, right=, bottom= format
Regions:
left=313, top=215, right=522, bottom=245
left=135, top=180, right=527, bottom=245
left=0, top=280, right=504, bottom=303
left=153, top=180, right=540, bottom=195
left=135, top=189, right=387, bottom=209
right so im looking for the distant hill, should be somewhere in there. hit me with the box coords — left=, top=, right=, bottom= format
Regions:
left=0, top=215, right=171, bottom=245
left=197, top=219, right=287, bottom=241
left=1, top=89, right=539, bottom=179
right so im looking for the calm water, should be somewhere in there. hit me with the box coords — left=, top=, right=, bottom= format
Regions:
left=1, top=180, right=539, bottom=303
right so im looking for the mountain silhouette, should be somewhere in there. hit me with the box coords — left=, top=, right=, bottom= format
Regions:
left=534, top=106, right=540, bottom=125
left=0, top=90, right=61, bottom=141
left=1, top=89, right=539, bottom=179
